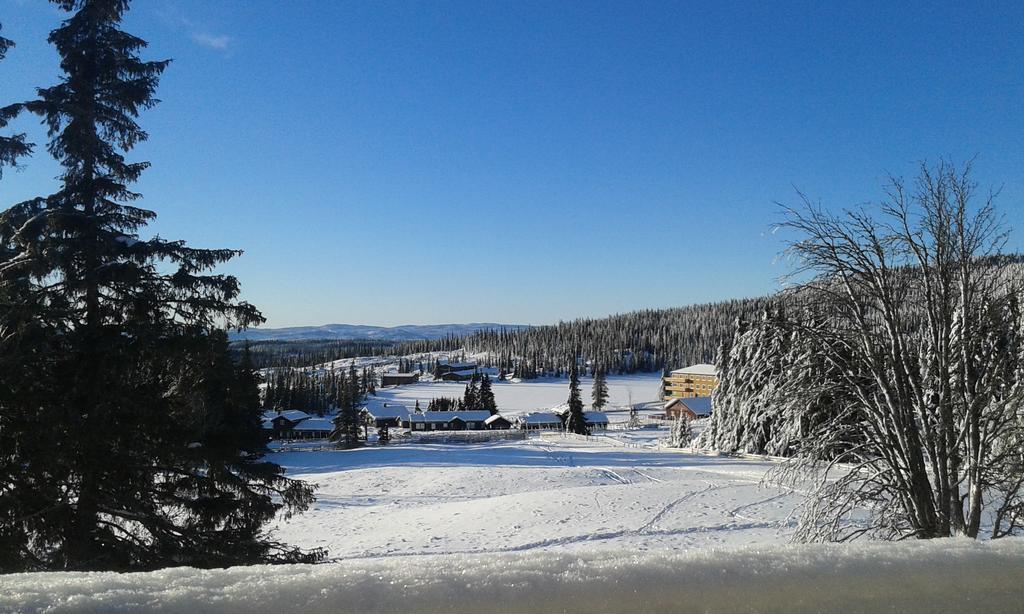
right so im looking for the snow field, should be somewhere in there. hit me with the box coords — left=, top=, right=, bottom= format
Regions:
left=4, top=539, right=1023, bottom=613
left=374, top=373, right=663, bottom=416
left=268, top=437, right=799, bottom=559
left=6, top=436, right=1023, bottom=612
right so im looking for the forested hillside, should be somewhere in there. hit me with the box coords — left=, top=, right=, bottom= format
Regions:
left=241, top=339, right=399, bottom=369
left=398, top=298, right=769, bottom=376
left=246, top=298, right=769, bottom=375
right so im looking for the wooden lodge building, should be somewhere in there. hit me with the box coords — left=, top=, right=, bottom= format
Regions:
left=516, top=412, right=564, bottom=430
left=664, top=396, right=712, bottom=420
left=663, top=363, right=719, bottom=401
left=361, top=400, right=411, bottom=428
left=404, top=410, right=509, bottom=431
left=437, top=369, right=478, bottom=382
left=261, top=410, right=334, bottom=440
left=381, top=372, right=420, bottom=387
left=434, top=362, right=479, bottom=381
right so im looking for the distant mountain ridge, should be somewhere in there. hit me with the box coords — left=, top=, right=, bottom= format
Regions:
left=231, top=323, right=528, bottom=342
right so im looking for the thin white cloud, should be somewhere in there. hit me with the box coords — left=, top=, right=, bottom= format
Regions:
left=191, top=32, right=231, bottom=51
left=152, top=2, right=233, bottom=51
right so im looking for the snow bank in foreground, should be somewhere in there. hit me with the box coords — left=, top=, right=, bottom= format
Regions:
left=4, top=539, right=1023, bottom=613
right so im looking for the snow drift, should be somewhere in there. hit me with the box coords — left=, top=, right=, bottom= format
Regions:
left=4, top=538, right=1023, bottom=613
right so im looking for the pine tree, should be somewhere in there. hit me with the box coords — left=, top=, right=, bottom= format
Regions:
left=348, top=362, right=360, bottom=406
left=565, top=362, right=589, bottom=435
left=463, top=378, right=479, bottom=409
left=331, top=363, right=363, bottom=448
left=330, top=395, right=362, bottom=448
left=478, top=373, right=497, bottom=415
left=377, top=423, right=390, bottom=445
left=0, top=2, right=323, bottom=572
left=670, top=415, right=693, bottom=448
left=591, top=367, right=609, bottom=410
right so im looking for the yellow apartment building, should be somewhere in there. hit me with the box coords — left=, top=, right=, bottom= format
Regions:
left=663, top=363, right=718, bottom=400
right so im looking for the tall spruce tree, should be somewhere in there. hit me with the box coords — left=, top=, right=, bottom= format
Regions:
left=478, top=374, right=497, bottom=415
left=591, top=367, right=609, bottom=410
left=331, top=366, right=362, bottom=448
left=565, top=362, right=589, bottom=435
left=0, top=1, right=321, bottom=571
left=463, top=377, right=479, bottom=409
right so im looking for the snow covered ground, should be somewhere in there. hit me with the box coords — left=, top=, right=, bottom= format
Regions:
left=375, top=373, right=663, bottom=416
left=5, top=538, right=1023, bottom=612
left=268, top=435, right=798, bottom=559
left=6, top=435, right=1024, bottom=612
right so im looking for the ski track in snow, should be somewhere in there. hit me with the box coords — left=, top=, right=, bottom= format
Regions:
left=631, top=467, right=663, bottom=483
left=638, top=482, right=720, bottom=534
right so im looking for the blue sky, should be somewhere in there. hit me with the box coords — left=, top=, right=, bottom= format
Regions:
left=2, top=0, right=1022, bottom=327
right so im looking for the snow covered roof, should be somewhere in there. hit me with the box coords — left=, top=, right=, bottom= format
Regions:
left=361, top=399, right=410, bottom=419
left=518, top=412, right=563, bottom=425
left=484, top=414, right=509, bottom=425
left=409, top=411, right=493, bottom=423
left=442, top=362, right=477, bottom=370
left=552, top=408, right=609, bottom=423
left=446, top=369, right=478, bottom=377
left=666, top=396, right=712, bottom=417
left=262, top=410, right=312, bottom=423
left=670, top=363, right=718, bottom=376
left=292, top=417, right=334, bottom=431
left=381, top=372, right=418, bottom=378
left=549, top=403, right=570, bottom=415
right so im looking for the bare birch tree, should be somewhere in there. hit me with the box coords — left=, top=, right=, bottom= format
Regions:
left=766, top=161, right=1024, bottom=541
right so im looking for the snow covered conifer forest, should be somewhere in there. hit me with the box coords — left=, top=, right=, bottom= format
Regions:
left=388, top=299, right=769, bottom=377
